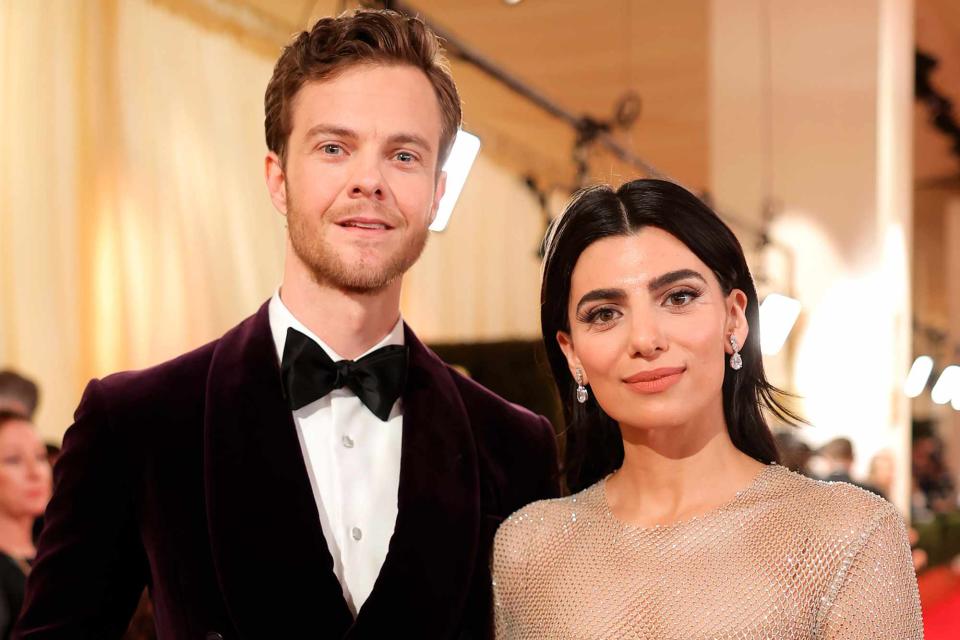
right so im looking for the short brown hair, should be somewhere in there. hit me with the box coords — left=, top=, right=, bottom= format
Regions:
left=819, top=437, right=854, bottom=462
left=0, top=369, right=39, bottom=418
left=264, top=9, right=462, bottom=168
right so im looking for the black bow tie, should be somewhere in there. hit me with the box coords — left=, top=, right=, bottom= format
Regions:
left=279, top=327, right=408, bottom=421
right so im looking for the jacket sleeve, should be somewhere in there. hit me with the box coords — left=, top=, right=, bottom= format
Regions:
left=14, top=379, right=148, bottom=639
left=817, top=502, right=924, bottom=640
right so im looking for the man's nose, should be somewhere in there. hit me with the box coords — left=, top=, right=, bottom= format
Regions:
left=348, top=152, right=386, bottom=200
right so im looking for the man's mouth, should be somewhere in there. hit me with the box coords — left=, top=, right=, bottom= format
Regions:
left=336, top=217, right=394, bottom=231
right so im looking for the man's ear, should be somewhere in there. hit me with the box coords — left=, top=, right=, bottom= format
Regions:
left=556, top=330, right=587, bottom=384
left=723, top=289, right=749, bottom=353
left=428, top=170, right=447, bottom=225
left=265, top=151, right=288, bottom=215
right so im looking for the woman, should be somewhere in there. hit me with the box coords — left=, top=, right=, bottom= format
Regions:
left=492, top=180, right=922, bottom=639
left=0, top=410, right=52, bottom=638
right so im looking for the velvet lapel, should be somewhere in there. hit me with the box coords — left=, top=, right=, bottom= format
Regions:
left=203, top=302, right=353, bottom=637
left=349, top=326, right=481, bottom=639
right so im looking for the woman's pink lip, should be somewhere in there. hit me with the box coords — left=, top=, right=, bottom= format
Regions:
left=623, top=368, right=685, bottom=394
left=623, top=367, right=685, bottom=383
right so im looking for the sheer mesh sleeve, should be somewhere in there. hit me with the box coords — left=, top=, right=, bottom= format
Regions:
left=816, top=502, right=924, bottom=639
left=492, top=506, right=536, bottom=640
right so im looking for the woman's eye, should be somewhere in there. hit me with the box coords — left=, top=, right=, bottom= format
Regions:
left=597, top=309, right=616, bottom=322
left=582, top=307, right=620, bottom=325
left=665, top=289, right=699, bottom=306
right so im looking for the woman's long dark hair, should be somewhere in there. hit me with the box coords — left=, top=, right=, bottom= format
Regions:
left=541, top=179, right=803, bottom=493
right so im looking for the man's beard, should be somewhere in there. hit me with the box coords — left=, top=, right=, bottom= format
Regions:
left=286, top=197, right=430, bottom=294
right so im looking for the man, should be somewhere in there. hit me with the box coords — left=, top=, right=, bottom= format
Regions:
left=15, top=10, right=558, bottom=639
left=0, top=370, right=39, bottom=419
left=818, top=437, right=883, bottom=497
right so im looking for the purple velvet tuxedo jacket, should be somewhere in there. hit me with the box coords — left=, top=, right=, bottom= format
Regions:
left=14, top=302, right=559, bottom=639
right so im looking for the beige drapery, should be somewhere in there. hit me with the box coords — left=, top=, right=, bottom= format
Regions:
left=0, top=0, right=545, bottom=440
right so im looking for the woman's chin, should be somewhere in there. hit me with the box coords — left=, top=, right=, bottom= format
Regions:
left=608, top=402, right=692, bottom=431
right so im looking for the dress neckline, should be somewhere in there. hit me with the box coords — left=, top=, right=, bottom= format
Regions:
left=598, top=463, right=779, bottom=532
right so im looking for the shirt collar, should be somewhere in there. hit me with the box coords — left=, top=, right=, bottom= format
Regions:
left=268, top=288, right=405, bottom=364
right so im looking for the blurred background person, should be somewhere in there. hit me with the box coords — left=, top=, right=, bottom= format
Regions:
left=817, top=437, right=884, bottom=497
left=772, top=429, right=813, bottom=476
left=0, top=373, right=38, bottom=421
left=911, top=426, right=957, bottom=524
left=0, top=410, right=51, bottom=639
left=869, top=449, right=897, bottom=501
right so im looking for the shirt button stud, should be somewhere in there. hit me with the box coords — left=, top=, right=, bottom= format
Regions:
left=352, top=526, right=363, bottom=541
left=342, top=434, right=355, bottom=448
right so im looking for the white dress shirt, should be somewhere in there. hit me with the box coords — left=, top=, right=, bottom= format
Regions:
left=268, top=291, right=403, bottom=616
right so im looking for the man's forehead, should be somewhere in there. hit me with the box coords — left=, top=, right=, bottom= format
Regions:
left=290, top=65, right=442, bottom=137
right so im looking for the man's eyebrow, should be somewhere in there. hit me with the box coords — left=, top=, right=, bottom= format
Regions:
left=647, top=269, right=707, bottom=291
left=303, top=124, right=358, bottom=140
left=575, top=288, right=626, bottom=312
left=301, top=127, right=433, bottom=153
left=387, top=133, right=433, bottom=152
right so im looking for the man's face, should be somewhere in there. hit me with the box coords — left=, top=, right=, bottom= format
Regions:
left=267, top=64, right=446, bottom=293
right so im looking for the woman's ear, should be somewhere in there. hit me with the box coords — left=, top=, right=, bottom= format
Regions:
left=724, top=289, right=749, bottom=354
left=556, top=330, right=586, bottom=384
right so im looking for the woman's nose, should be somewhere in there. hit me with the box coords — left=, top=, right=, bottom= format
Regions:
left=628, top=312, right=667, bottom=357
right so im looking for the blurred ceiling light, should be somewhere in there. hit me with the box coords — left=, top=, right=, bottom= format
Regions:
left=430, top=130, right=481, bottom=232
left=931, top=365, right=960, bottom=405
left=758, top=293, right=802, bottom=355
left=904, top=355, right=934, bottom=398
left=503, top=0, right=524, bottom=5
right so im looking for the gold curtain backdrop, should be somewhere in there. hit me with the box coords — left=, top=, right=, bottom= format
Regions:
left=0, top=0, right=545, bottom=440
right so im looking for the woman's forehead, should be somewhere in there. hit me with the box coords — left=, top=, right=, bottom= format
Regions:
left=0, top=420, right=39, bottom=441
left=571, top=229, right=712, bottom=291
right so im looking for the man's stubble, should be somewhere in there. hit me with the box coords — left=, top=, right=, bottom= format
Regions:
left=286, top=193, right=430, bottom=295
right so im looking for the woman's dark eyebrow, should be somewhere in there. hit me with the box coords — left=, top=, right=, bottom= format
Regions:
left=576, top=288, right=625, bottom=312
left=647, top=269, right=706, bottom=291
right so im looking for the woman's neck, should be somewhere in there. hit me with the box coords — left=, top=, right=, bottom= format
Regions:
left=606, top=417, right=766, bottom=527
left=0, top=514, right=36, bottom=559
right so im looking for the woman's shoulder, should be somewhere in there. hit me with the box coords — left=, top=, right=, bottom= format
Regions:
left=493, top=481, right=605, bottom=563
left=765, top=464, right=901, bottom=537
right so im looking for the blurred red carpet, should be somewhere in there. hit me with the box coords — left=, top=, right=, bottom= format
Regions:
left=919, top=566, right=960, bottom=638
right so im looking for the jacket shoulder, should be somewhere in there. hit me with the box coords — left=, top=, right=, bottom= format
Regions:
left=447, top=365, right=547, bottom=429
left=90, top=303, right=269, bottom=417
left=443, top=365, right=560, bottom=506
left=93, top=337, right=219, bottom=415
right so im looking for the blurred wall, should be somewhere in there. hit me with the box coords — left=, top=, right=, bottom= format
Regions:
left=710, top=0, right=915, bottom=512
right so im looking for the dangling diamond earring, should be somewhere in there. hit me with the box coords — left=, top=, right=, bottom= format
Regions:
left=575, top=367, right=589, bottom=404
left=729, top=335, right=743, bottom=370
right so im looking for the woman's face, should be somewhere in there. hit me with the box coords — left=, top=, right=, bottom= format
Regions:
left=0, top=420, right=52, bottom=519
left=557, top=228, right=747, bottom=434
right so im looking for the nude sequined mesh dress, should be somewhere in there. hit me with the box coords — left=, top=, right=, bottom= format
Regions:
left=492, top=464, right=923, bottom=639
